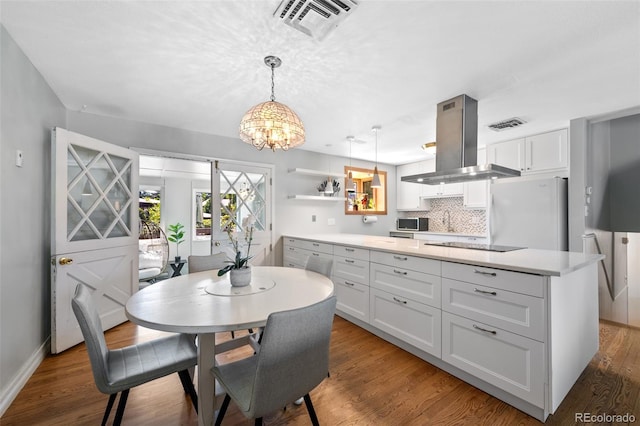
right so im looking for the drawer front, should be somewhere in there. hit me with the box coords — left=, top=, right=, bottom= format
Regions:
left=284, top=246, right=332, bottom=268
left=283, top=245, right=307, bottom=268
left=442, top=278, right=545, bottom=341
left=370, top=250, right=441, bottom=275
left=369, top=288, right=441, bottom=358
left=300, top=240, right=333, bottom=255
left=370, top=263, right=441, bottom=308
left=283, top=237, right=306, bottom=249
left=442, top=262, right=544, bottom=297
left=333, top=256, right=369, bottom=284
left=442, top=312, right=544, bottom=407
left=333, top=245, right=370, bottom=261
left=334, top=277, right=370, bottom=323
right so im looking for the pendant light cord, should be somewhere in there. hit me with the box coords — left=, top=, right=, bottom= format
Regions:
left=270, top=64, right=276, bottom=102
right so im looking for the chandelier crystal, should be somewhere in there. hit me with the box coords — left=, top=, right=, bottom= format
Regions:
left=239, top=56, right=305, bottom=151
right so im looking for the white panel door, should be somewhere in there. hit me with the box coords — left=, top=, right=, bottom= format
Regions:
left=51, top=128, right=139, bottom=353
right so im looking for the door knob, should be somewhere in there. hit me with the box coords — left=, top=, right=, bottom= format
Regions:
left=214, top=241, right=221, bottom=246
left=59, top=257, right=73, bottom=265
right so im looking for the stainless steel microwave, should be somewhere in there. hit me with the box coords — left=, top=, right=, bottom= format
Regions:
left=397, top=217, right=428, bottom=231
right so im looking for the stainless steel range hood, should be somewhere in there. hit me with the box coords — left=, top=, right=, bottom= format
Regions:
left=401, top=94, right=521, bottom=185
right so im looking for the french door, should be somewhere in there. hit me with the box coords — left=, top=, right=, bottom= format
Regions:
left=51, top=128, right=139, bottom=353
left=210, top=161, right=272, bottom=265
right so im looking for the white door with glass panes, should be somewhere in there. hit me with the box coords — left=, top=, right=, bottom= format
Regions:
left=203, top=161, right=272, bottom=266
left=51, top=128, right=139, bottom=353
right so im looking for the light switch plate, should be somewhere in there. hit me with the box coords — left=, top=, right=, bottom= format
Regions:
left=16, top=150, right=23, bottom=167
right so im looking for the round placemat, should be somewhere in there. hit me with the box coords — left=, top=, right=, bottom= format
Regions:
left=205, top=277, right=276, bottom=296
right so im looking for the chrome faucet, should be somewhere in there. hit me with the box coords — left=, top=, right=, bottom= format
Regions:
left=443, top=210, right=454, bottom=232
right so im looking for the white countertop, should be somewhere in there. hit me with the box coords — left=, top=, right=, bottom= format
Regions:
left=286, top=233, right=604, bottom=276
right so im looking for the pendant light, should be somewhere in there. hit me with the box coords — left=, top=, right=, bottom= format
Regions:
left=239, top=56, right=305, bottom=151
left=346, top=136, right=355, bottom=191
left=371, top=126, right=382, bottom=188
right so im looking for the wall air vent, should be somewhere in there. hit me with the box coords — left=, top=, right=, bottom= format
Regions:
left=274, top=0, right=358, bottom=41
left=488, top=117, right=527, bottom=131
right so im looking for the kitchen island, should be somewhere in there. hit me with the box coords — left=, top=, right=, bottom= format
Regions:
left=283, top=233, right=604, bottom=422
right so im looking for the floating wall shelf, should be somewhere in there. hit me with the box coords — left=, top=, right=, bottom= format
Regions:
left=288, top=168, right=346, bottom=178
left=287, top=195, right=346, bottom=201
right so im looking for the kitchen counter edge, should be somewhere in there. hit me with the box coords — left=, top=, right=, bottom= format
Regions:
left=284, top=233, right=604, bottom=277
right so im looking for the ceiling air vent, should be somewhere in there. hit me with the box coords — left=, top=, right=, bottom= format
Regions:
left=488, top=117, right=526, bottom=131
left=274, top=0, right=358, bottom=41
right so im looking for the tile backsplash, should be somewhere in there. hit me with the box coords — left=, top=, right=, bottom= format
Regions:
left=404, top=197, right=486, bottom=235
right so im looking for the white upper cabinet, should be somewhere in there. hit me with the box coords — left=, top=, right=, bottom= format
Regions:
left=487, top=129, right=568, bottom=175
left=396, top=160, right=430, bottom=210
left=462, top=147, right=488, bottom=209
left=526, top=129, right=569, bottom=172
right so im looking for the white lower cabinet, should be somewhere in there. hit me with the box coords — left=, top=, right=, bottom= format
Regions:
left=370, top=262, right=441, bottom=308
left=369, top=287, right=441, bottom=358
left=442, top=311, right=544, bottom=407
left=333, top=245, right=370, bottom=323
left=333, top=276, right=370, bottom=322
left=442, top=278, right=545, bottom=341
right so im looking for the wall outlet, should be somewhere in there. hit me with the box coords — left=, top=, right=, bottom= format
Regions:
left=327, top=218, right=335, bottom=226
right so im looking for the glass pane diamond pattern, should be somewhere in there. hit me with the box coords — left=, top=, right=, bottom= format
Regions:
left=66, top=143, right=134, bottom=241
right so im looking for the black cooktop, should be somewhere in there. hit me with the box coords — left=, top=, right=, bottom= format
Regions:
left=423, top=241, right=525, bottom=252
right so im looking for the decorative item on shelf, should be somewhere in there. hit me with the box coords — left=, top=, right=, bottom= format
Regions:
left=371, top=126, right=382, bottom=188
left=166, top=222, right=185, bottom=263
left=317, top=179, right=340, bottom=196
left=217, top=216, right=255, bottom=287
left=239, top=56, right=305, bottom=152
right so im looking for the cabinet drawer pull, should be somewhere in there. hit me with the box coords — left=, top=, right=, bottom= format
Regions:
left=393, top=255, right=408, bottom=261
left=312, top=243, right=320, bottom=247
left=473, top=324, right=497, bottom=335
left=474, top=269, right=497, bottom=277
left=312, top=253, right=319, bottom=256
left=288, top=247, right=295, bottom=251
left=345, top=248, right=355, bottom=252
left=393, top=297, right=408, bottom=304
left=474, top=288, right=497, bottom=296
left=345, top=259, right=355, bottom=264
left=287, top=263, right=295, bottom=267
left=393, top=269, right=408, bottom=275
left=344, top=281, right=355, bottom=287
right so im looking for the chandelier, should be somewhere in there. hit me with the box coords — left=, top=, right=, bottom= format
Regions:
left=239, top=56, right=305, bottom=151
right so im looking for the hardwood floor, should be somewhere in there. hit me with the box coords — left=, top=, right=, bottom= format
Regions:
left=2, top=316, right=639, bottom=425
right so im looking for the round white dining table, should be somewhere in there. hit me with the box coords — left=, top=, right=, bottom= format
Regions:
left=125, top=266, right=334, bottom=426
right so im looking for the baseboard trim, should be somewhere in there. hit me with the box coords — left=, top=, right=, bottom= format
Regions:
left=0, top=337, right=50, bottom=417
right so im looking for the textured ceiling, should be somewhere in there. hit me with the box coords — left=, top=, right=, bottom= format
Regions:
left=1, top=0, right=639, bottom=165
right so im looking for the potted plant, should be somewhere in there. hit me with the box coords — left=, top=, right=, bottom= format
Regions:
left=217, top=216, right=255, bottom=287
left=167, top=222, right=185, bottom=262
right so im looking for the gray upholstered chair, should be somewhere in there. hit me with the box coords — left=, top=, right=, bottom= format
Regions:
left=71, top=284, right=198, bottom=426
left=304, top=256, right=333, bottom=278
left=187, top=252, right=228, bottom=273
left=212, top=296, right=337, bottom=426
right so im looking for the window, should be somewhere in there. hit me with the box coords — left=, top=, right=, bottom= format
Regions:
left=344, top=166, right=387, bottom=215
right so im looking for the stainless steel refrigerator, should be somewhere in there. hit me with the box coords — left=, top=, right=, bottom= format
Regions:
left=489, top=177, right=568, bottom=250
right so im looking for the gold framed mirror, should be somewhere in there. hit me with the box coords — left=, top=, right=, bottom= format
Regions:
left=344, top=166, right=387, bottom=215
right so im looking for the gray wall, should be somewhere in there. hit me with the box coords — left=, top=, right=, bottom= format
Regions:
left=0, top=26, right=66, bottom=409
